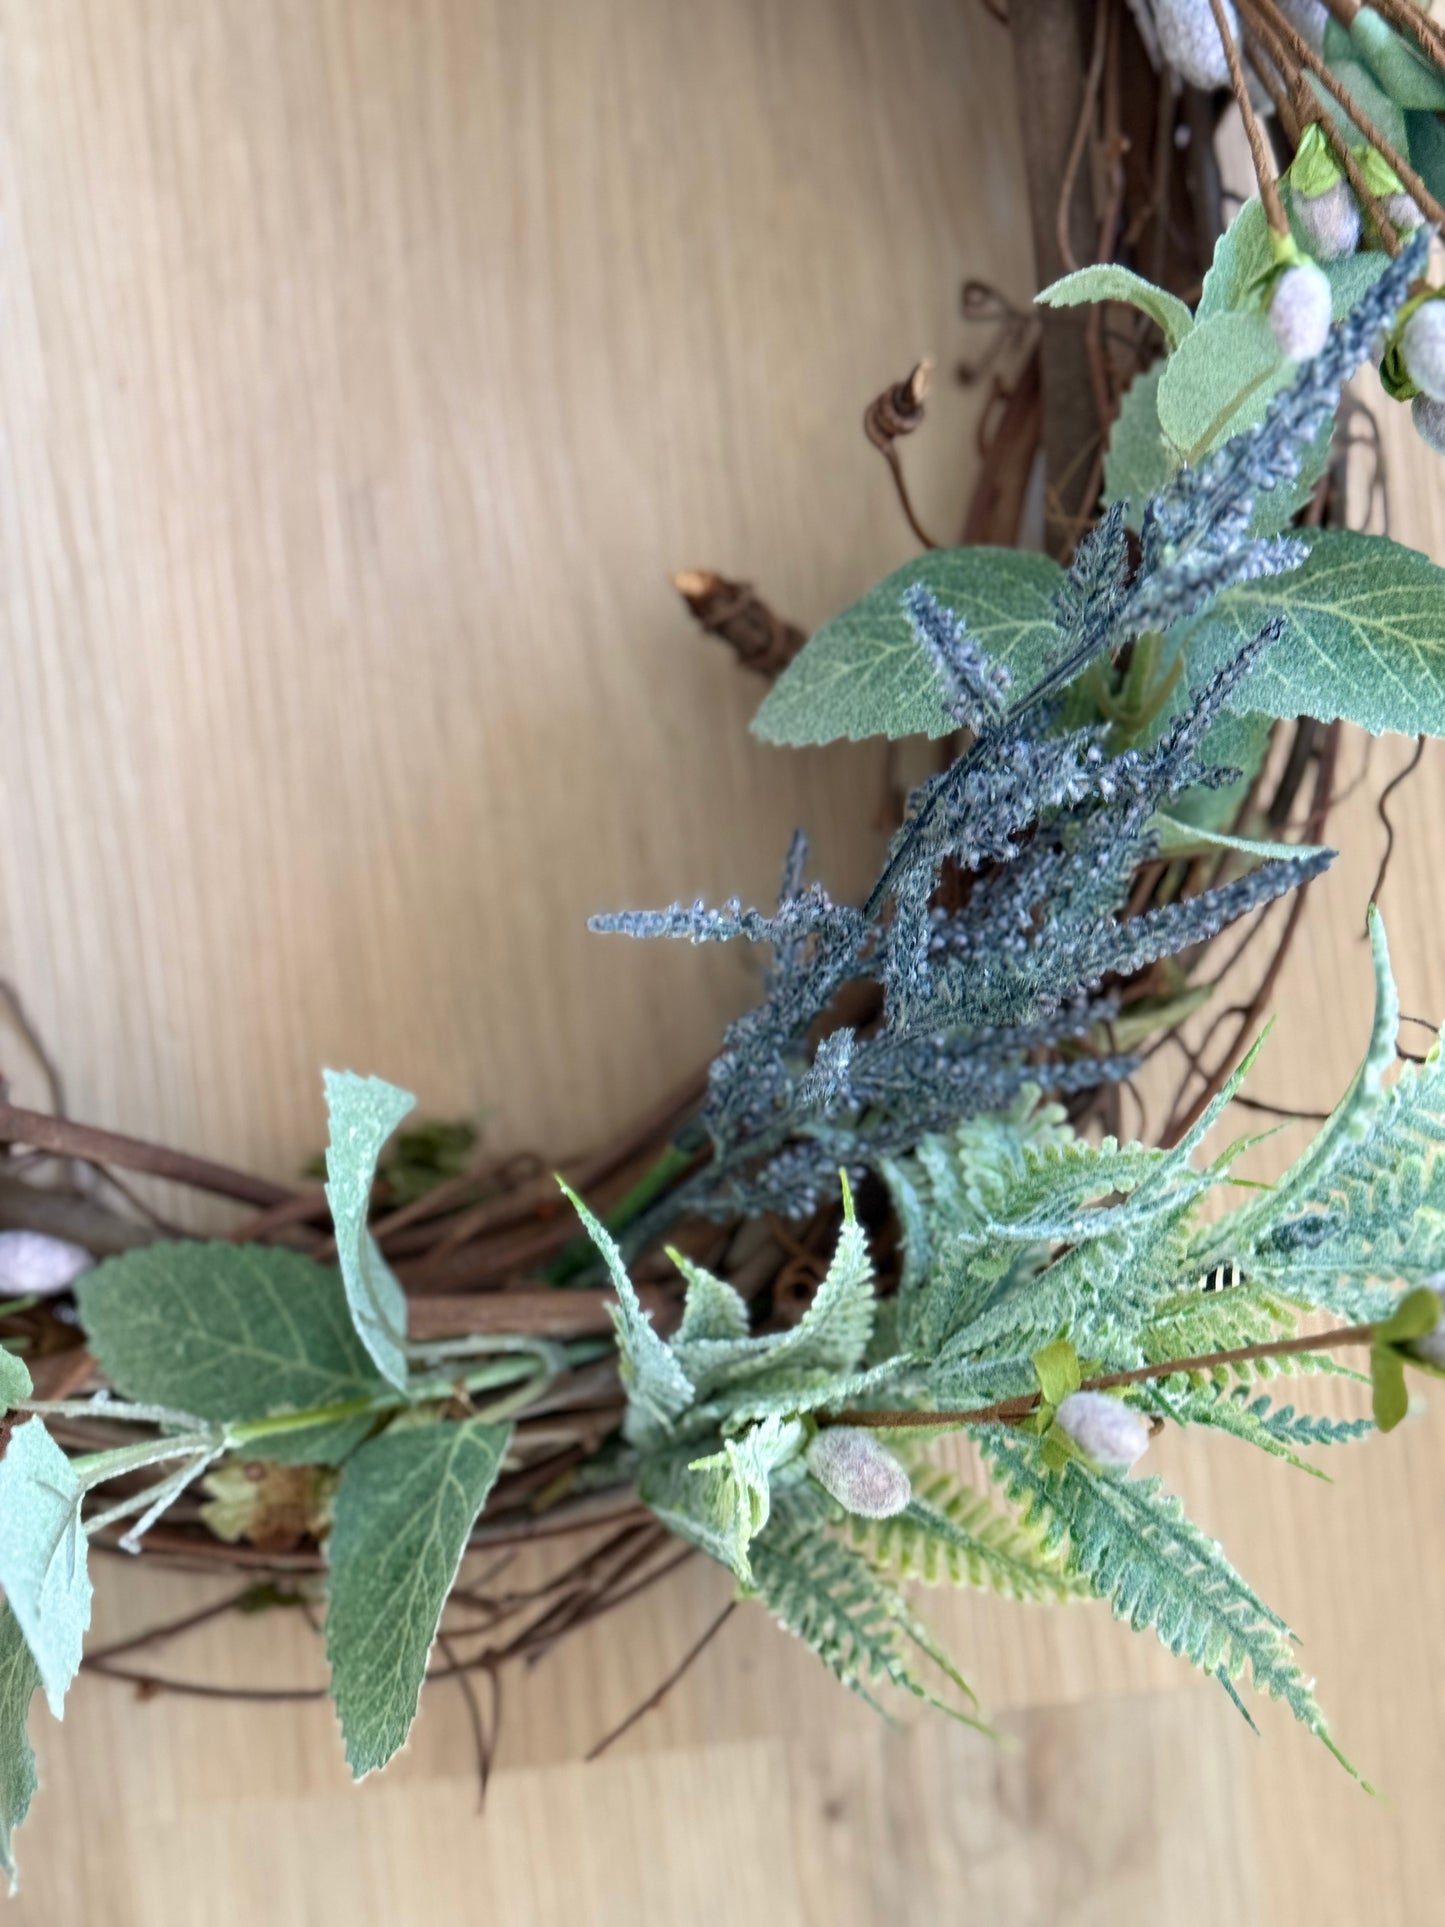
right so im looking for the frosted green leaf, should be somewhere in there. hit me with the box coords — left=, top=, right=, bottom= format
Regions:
left=0, top=1420, right=90, bottom=1717
left=1037, top=265, right=1193, bottom=350
left=644, top=1415, right=804, bottom=1583
left=848, top=1466, right=1091, bottom=1603
left=561, top=1181, right=695, bottom=1445
left=1309, top=57, right=1407, bottom=153
left=1349, top=9, right=1445, bottom=109
left=1197, top=198, right=1271, bottom=321
left=0, top=1605, right=41, bottom=1895
left=1103, top=364, right=1172, bottom=525
left=1157, top=313, right=1289, bottom=462
left=1148, top=813, right=1330, bottom=866
left=1178, top=531, right=1445, bottom=736
left=323, top=1070, right=414, bottom=1391
left=325, top=1418, right=510, bottom=1777
left=0, top=1344, right=30, bottom=1414
left=751, top=549, right=1065, bottom=744
left=669, top=1248, right=750, bottom=1345
left=77, top=1242, right=394, bottom=1464
left=1407, top=110, right=1445, bottom=207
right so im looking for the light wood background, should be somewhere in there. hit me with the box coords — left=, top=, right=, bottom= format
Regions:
left=2, top=2, right=1444, bottom=1922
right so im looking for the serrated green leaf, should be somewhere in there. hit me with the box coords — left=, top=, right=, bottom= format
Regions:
left=1157, top=313, right=1289, bottom=462
left=0, top=1345, right=30, bottom=1414
left=643, top=1416, right=804, bottom=1583
left=322, top=1070, right=414, bottom=1390
left=851, top=1466, right=1090, bottom=1602
left=77, top=1242, right=394, bottom=1464
left=751, top=549, right=1065, bottom=745
left=669, top=1248, right=750, bottom=1344
left=324, top=1418, right=510, bottom=1776
left=0, top=1605, right=41, bottom=1895
left=1178, top=530, right=1445, bottom=737
left=0, top=1420, right=90, bottom=1718
left=562, top=1181, right=695, bottom=1445
left=1037, top=265, right=1193, bottom=350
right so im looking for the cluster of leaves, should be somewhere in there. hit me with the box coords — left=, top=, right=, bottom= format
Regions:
left=580, top=910, right=1444, bottom=1779
left=595, top=232, right=1434, bottom=1238
left=0, top=1073, right=557, bottom=1892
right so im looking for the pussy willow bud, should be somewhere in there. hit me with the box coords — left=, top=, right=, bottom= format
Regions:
left=805, top=1426, right=912, bottom=1518
left=1402, top=301, right=1445, bottom=402
left=1293, top=180, right=1361, bottom=261
left=1406, top=1278, right=1445, bottom=1368
left=1381, top=192, right=1424, bottom=236
left=0, top=1228, right=93, bottom=1297
left=1055, top=1391, right=1151, bottom=1470
left=1269, top=262, right=1332, bottom=361
left=1275, top=0, right=1327, bottom=51
left=1155, top=0, right=1238, bottom=89
left=1411, top=394, right=1445, bottom=457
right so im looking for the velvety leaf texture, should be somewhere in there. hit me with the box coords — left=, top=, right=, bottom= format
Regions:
left=325, top=1419, right=510, bottom=1777
left=0, top=1344, right=31, bottom=1414
left=1180, top=531, right=1445, bottom=736
left=323, top=1070, right=415, bottom=1391
left=1038, top=265, right=1193, bottom=350
left=0, top=1605, right=41, bottom=1895
left=77, top=1243, right=394, bottom=1464
left=0, top=1421, right=90, bottom=1718
left=751, top=549, right=1065, bottom=744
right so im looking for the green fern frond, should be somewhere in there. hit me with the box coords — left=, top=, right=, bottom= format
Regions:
left=669, top=1249, right=750, bottom=1344
left=848, top=1466, right=1091, bottom=1603
left=748, top=1498, right=989, bottom=1730
left=981, top=1428, right=1366, bottom=1781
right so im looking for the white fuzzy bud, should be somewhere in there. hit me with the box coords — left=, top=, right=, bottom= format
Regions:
left=0, top=1228, right=94, bottom=1297
left=804, top=1426, right=912, bottom=1518
left=1269, top=262, right=1332, bottom=361
left=1382, top=192, right=1424, bottom=236
left=1155, top=0, right=1239, bottom=89
left=1406, top=1279, right=1445, bottom=1368
left=1403, top=302, right=1445, bottom=403
left=1293, top=180, right=1360, bottom=262
left=1055, top=1391, right=1151, bottom=1470
left=1274, top=0, right=1327, bottom=52
left=1411, top=393, right=1445, bottom=457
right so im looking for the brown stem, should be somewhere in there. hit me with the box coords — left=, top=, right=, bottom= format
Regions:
left=0, top=1102, right=295, bottom=1209
left=862, top=363, right=939, bottom=550
left=1364, top=0, right=1445, bottom=75
left=585, top=1599, right=737, bottom=1761
left=829, top=1318, right=1379, bottom=1430
left=1211, top=0, right=1288, bottom=235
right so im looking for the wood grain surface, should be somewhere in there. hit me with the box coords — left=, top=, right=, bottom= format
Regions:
left=2, top=4, right=1443, bottom=1923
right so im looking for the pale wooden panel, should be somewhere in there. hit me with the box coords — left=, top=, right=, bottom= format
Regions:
left=0, top=0, right=1031, bottom=1184
left=5, top=2, right=1445, bottom=1924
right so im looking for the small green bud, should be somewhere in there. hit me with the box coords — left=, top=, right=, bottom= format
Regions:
left=1055, top=1391, right=1151, bottom=1470
left=804, top=1426, right=912, bottom=1518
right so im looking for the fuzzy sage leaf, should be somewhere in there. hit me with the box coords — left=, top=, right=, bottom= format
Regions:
left=324, top=1418, right=510, bottom=1776
left=751, top=549, right=1064, bottom=744
left=77, top=1243, right=395, bottom=1464
left=0, top=1605, right=41, bottom=1895
left=0, top=1421, right=90, bottom=1718
left=322, top=1070, right=414, bottom=1390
